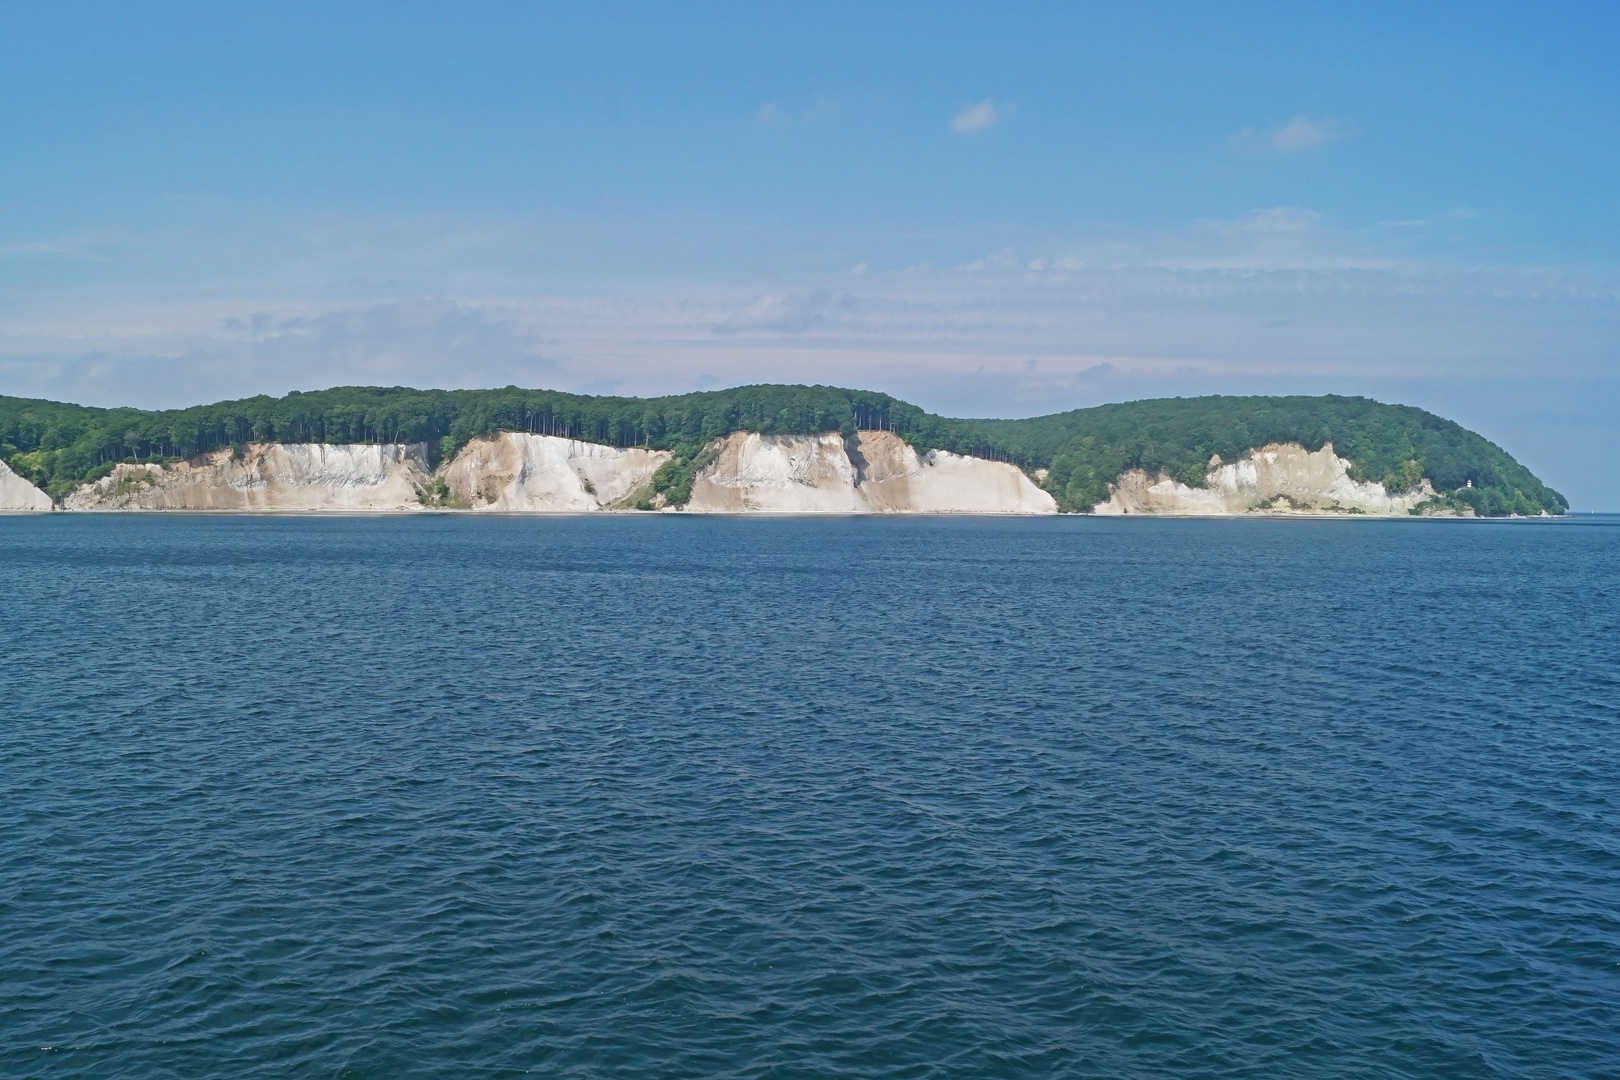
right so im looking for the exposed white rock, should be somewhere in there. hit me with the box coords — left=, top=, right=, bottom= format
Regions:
left=1093, top=442, right=1435, bottom=516
left=440, top=433, right=670, bottom=511
left=852, top=431, right=1058, bottom=514
left=52, top=430, right=1056, bottom=514
left=63, top=443, right=431, bottom=510
left=0, top=457, right=53, bottom=510
left=687, top=432, right=866, bottom=513
left=684, top=430, right=1056, bottom=514
left=53, top=431, right=1434, bottom=517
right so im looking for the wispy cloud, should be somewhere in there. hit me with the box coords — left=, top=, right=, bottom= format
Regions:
left=1237, top=115, right=1339, bottom=153
left=246, top=300, right=552, bottom=377
left=716, top=288, right=851, bottom=334
left=755, top=98, right=838, bottom=128
left=0, top=299, right=556, bottom=409
left=950, top=100, right=1000, bottom=135
left=952, top=248, right=1022, bottom=272
left=1203, top=207, right=1321, bottom=235
left=0, top=241, right=101, bottom=259
left=1271, top=115, right=1333, bottom=151
left=0, top=230, right=123, bottom=261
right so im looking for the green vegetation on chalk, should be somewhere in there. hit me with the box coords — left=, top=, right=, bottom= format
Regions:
left=0, top=384, right=1566, bottom=514
left=923, top=394, right=1567, bottom=517
left=639, top=443, right=721, bottom=509
left=0, top=385, right=883, bottom=501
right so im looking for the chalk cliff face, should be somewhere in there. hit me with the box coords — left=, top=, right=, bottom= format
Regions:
left=440, top=433, right=670, bottom=511
left=0, top=458, right=53, bottom=510
left=685, top=431, right=1057, bottom=514
left=53, top=431, right=1051, bottom=513
left=62, top=443, right=432, bottom=511
left=852, top=432, right=1058, bottom=514
left=687, top=432, right=865, bottom=513
left=1093, top=442, right=1436, bottom=516
left=51, top=433, right=1420, bottom=516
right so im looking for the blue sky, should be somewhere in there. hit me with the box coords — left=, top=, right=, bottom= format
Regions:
left=2, top=2, right=1617, bottom=505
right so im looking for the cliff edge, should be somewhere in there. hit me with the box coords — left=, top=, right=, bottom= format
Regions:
left=1094, top=443, right=1447, bottom=516
left=62, top=443, right=430, bottom=511
left=0, top=457, right=53, bottom=510
left=685, top=431, right=1056, bottom=514
left=438, top=433, right=669, bottom=510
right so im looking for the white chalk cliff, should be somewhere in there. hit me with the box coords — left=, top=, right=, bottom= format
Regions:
left=440, top=433, right=670, bottom=510
left=854, top=432, right=1057, bottom=513
left=62, top=443, right=432, bottom=511
left=47, top=432, right=1435, bottom=516
left=685, top=431, right=1057, bottom=514
left=0, top=457, right=53, bottom=510
left=687, top=432, right=865, bottom=512
left=1093, top=442, right=1436, bottom=516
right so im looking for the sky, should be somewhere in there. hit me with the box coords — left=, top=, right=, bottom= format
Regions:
left=1, top=1, right=1617, bottom=506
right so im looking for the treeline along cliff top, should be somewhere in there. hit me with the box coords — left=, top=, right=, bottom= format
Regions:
left=0, top=384, right=1565, bottom=515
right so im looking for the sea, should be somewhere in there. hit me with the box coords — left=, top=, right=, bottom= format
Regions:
left=2, top=513, right=1616, bottom=1079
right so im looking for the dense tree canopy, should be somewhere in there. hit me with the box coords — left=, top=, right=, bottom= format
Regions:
left=0, top=385, right=1565, bottom=515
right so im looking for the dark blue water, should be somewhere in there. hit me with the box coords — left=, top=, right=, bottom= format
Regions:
left=2, top=515, right=1617, bottom=1079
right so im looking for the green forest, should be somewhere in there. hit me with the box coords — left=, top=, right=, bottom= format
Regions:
left=0, top=383, right=1566, bottom=515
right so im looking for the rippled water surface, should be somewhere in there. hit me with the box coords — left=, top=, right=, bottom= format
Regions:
left=2, top=514, right=1617, bottom=1079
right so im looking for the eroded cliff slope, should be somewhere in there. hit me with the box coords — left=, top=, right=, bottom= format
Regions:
left=63, top=443, right=431, bottom=511
left=1094, top=443, right=1440, bottom=516
left=51, top=430, right=1053, bottom=513
left=36, top=432, right=1479, bottom=516
left=439, top=433, right=669, bottom=510
left=685, top=431, right=1057, bottom=514
left=0, top=457, right=53, bottom=510
left=854, top=432, right=1057, bottom=513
